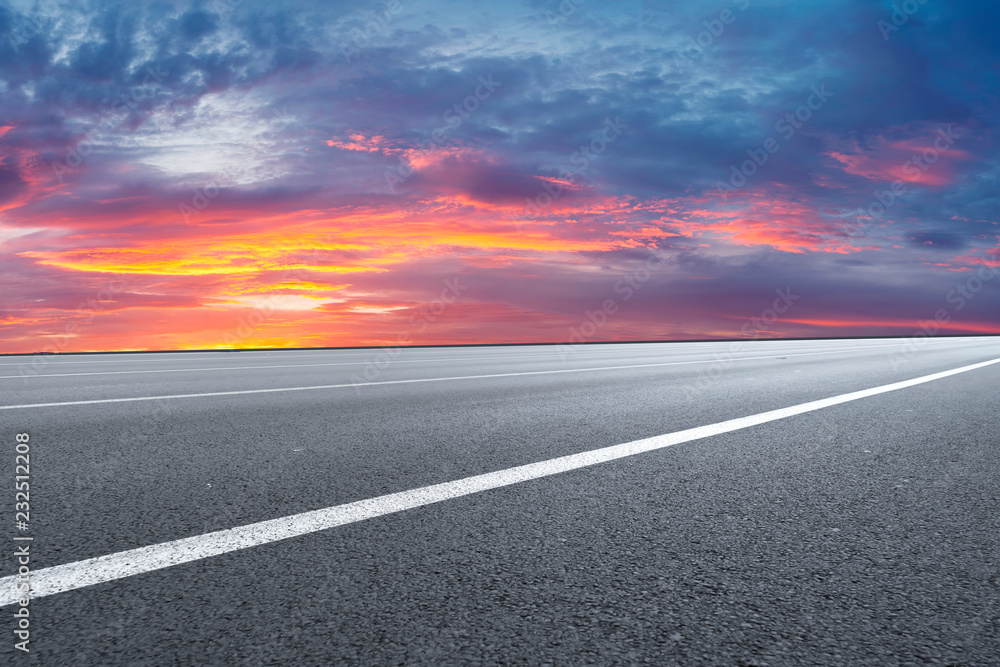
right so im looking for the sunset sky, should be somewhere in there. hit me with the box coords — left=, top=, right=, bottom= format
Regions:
left=1, top=0, right=998, bottom=353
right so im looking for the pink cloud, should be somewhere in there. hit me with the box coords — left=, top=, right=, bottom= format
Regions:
left=665, top=188, right=874, bottom=254
left=825, top=126, right=973, bottom=186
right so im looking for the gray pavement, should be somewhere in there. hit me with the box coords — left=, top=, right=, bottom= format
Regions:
left=1, top=336, right=998, bottom=664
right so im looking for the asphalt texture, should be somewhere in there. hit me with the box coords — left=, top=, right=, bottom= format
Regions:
left=1, top=336, right=999, bottom=665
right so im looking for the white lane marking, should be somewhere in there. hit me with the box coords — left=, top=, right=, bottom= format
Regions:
left=0, top=352, right=592, bottom=379
left=0, top=337, right=976, bottom=366
left=0, top=342, right=914, bottom=380
left=2, top=356, right=996, bottom=605
left=0, top=344, right=917, bottom=409
left=0, top=350, right=545, bottom=367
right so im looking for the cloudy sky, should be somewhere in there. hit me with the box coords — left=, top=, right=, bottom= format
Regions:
left=0, top=0, right=998, bottom=353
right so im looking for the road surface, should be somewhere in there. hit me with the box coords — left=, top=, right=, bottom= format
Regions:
left=1, top=336, right=998, bottom=664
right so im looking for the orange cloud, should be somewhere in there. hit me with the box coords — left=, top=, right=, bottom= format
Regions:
left=325, top=133, right=391, bottom=153
left=782, top=318, right=1000, bottom=334
left=18, top=232, right=382, bottom=275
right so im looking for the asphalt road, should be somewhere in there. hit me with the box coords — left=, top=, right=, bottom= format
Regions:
left=1, top=336, right=999, bottom=665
